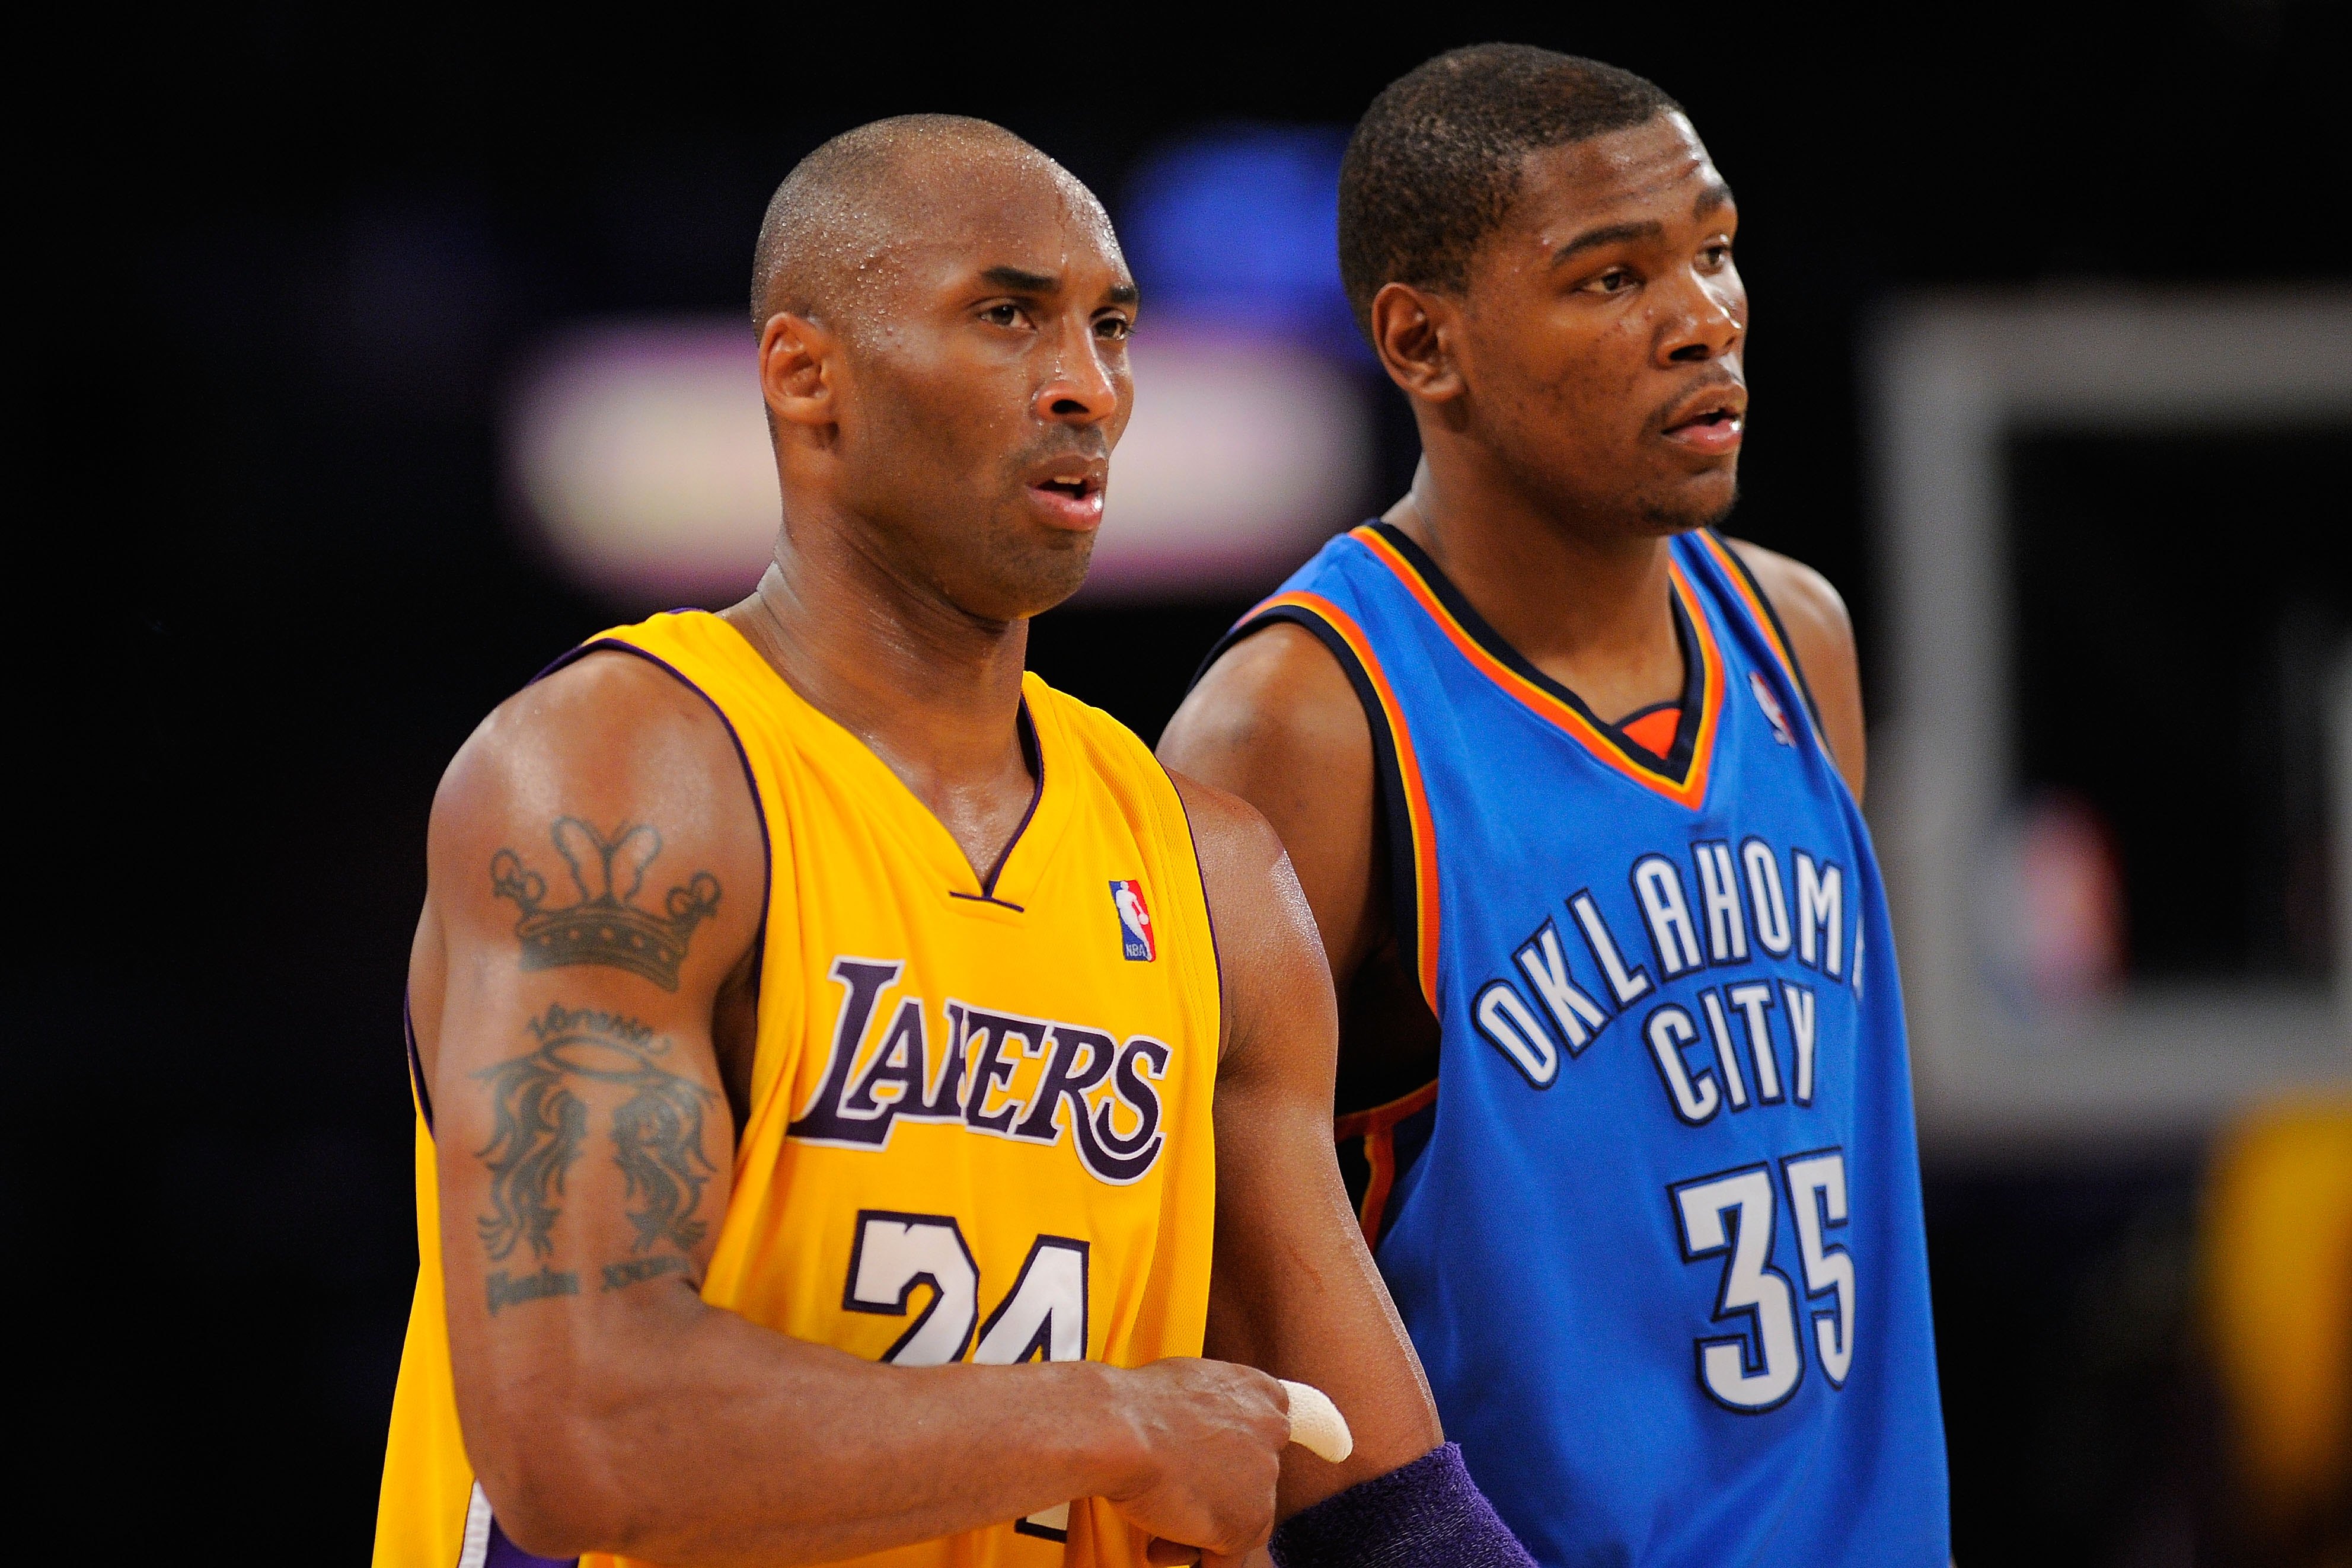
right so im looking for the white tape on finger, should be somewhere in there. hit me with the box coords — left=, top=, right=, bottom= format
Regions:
left=1277, top=1379, right=1354, bottom=1464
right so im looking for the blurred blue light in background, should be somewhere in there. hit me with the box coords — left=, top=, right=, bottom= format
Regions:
left=1119, top=124, right=1362, bottom=355
left=509, top=123, right=1389, bottom=609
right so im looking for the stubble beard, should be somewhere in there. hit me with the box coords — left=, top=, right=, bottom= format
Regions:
left=991, top=522, right=1096, bottom=619
left=1640, top=474, right=1741, bottom=536
left=918, top=502, right=1097, bottom=627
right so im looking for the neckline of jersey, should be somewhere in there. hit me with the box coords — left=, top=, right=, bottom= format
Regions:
left=1351, top=521, right=1724, bottom=809
left=693, top=612, right=1070, bottom=912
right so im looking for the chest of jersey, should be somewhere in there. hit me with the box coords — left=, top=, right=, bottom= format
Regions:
left=705, top=724, right=1220, bottom=1379
left=616, top=621, right=1223, bottom=1568
left=1266, top=528, right=1874, bottom=1163
left=1412, top=633, right=1869, bottom=1167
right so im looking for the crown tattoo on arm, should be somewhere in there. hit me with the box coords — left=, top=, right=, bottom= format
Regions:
left=490, top=817, right=722, bottom=991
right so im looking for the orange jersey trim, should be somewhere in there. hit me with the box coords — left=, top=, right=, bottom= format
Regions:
left=1240, top=590, right=1443, bottom=1014
left=1619, top=703, right=1682, bottom=758
left=1692, top=531, right=1811, bottom=710
left=1335, top=1080, right=1440, bottom=1251
left=1349, top=525, right=1724, bottom=811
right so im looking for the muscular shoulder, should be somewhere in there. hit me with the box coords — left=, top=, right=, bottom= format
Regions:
left=427, top=649, right=766, bottom=952
left=1722, top=538, right=1868, bottom=799
left=1167, top=768, right=1291, bottom=896
left=1165, top=770, right=1335, bottom=1066
left=1161, top=621, right=1364, bottom=787
left=1159, top=621, right=1371, bottom=861
left=1724, top=541, right=1855, bottom=677
left=1160, top=622, right=1385, bottom=982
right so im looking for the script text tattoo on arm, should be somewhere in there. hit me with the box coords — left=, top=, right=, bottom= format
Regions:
left=474, top=1003, right=720, bottom=1313
left=490, top=817, right=722, bottom=991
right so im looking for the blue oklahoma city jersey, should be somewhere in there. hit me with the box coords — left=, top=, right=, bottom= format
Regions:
left=1220, top=523, right=1948, bottom=1565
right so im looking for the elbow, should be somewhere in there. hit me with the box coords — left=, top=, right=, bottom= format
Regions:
left=474, top=1488, right=598, bottom=1561
left=452, top=1285, right=714, bottom=1559
left=463, top=1379, right=642, bottom=1558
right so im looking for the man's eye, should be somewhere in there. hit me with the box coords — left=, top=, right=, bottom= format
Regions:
left=1586, top=269, right=1638, bottom=295
left=1095, top=315, right=1132, bottom=341
left=981, top=304, right=1030, bottom=328
left=1700, top=244, right=1733, bottom=269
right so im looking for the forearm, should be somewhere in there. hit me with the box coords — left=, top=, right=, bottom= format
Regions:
left=1212, top=1166, right=1534, bottom=1568
left=1208, top=1203, right=1536, bottom=1568
left=471, top=1294, right=1141, bottom=1564
left=1204, top=1142, right=1442, bottom=1517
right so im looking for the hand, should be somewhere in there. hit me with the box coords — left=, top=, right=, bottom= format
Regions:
left=1100, top=1358, right=1290, bottom=1566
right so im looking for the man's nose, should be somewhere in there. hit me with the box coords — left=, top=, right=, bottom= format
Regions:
left=1661, top=275, right=1744, bottom=366
left=1035, top=322, right=1121, bottom=424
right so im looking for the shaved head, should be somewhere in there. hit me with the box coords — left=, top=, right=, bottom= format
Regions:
left=749, top=115, right=1099, bottom=337
left=745, top=114, right=1137, bottom=625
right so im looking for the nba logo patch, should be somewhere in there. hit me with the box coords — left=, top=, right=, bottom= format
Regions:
left=1750, top=670, right=1796, bottom=747
left=1110, top=879, right=1155, bottom=961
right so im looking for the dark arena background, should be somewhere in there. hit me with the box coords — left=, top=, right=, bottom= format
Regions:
left=24, top=5, right=2348, bottom=1563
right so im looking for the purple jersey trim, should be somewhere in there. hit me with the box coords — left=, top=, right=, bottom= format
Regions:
left=404, top=989, right=432, bottom=1133
left=974, top=702, right=1045, bottom=899
left=485, top=1515, right=575, bottom=1567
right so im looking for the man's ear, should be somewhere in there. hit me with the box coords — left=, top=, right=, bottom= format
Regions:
left=759, top=311, right=838, bottom=429
left=1368, top=283, right=1464, bottom=407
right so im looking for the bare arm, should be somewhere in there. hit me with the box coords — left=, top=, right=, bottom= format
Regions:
left=1176, top=775, right=1446, bottom=1521
left=415, top=653, right=1286, bottom=1565
left=1163, top=625, right=1441, bottom=1117
left=1160, top=624, right=1381, bottom=1001
left=1725, top=538, right=1868, bottom=803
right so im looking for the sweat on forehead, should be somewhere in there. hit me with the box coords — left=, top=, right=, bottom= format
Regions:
left=748, top=115, right=1093, bottom=331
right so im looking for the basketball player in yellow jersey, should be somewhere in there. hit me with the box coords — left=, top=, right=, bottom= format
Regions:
left=377, top=118, right=1540, bottom=1568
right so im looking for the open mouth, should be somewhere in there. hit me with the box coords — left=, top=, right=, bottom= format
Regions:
left=1027, top=468, right=1106, bottom=529
left=1661, top=388, right=1747, bottom=452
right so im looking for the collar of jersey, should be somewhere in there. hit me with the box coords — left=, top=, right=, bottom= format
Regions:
left=1349, top=522, right=1724, bottom=810
left=698, top=615, right=1073, bottom=914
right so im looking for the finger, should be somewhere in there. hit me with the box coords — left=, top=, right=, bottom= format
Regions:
left=1276, top=1379, right=1354, bottom=1464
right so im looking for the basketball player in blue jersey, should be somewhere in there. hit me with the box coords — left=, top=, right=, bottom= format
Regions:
left=1163, top=47, right=1949, bottom=1565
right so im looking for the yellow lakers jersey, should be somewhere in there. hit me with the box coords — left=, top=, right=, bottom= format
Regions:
left=375, top=611, right=1223, bottom=1568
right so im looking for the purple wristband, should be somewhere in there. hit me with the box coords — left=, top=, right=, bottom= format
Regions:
left=1268, top=1442, right=1538, bottom=1568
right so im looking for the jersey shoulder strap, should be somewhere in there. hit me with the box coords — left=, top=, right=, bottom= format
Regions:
left=1196, top=526, right=1442, bottom=1017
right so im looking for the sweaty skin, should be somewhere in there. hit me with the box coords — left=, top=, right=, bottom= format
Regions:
left=1160, top=112, right=1868, bottom=1113
left=410, top=124, right=1440, bottom=1567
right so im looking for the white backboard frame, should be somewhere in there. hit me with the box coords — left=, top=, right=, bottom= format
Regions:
left=1866, top=289, right=2352, bottom=1155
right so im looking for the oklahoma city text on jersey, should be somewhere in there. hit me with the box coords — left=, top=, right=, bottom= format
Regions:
left=1464, top=835, right=1860, bottom=1125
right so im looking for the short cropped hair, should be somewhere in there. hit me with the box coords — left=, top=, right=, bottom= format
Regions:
left=1337, top=44, right=1682, bottom=338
